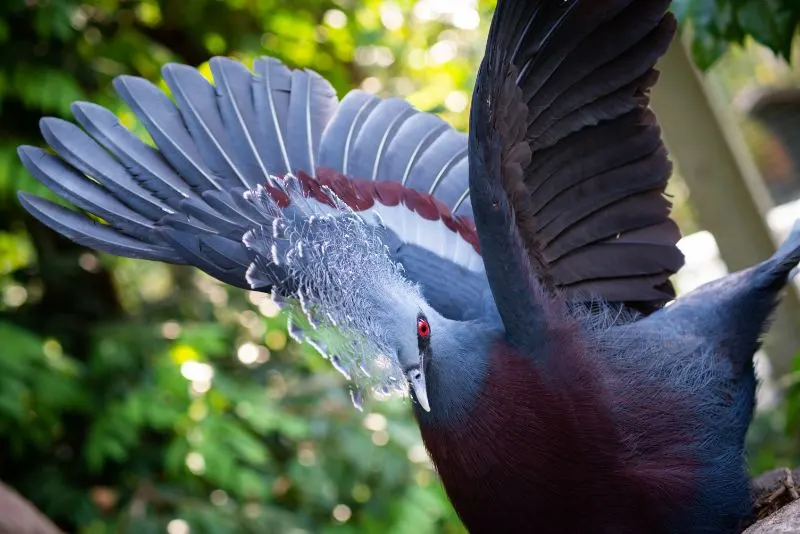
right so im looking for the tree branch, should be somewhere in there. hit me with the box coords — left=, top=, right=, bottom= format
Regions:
left=0, top=481, right=63, bottom=534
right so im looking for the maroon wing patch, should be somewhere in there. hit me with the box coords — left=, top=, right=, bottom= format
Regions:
left=265, top=168, right=481, bottom=254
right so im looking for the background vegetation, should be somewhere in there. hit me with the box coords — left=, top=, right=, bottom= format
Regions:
left=675, top=0, right=800, bottom=69
left=0, top=1, right=798, bottom=532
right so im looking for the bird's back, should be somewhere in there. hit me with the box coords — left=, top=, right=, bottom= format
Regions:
left=595, top=310, right=755, bottom=533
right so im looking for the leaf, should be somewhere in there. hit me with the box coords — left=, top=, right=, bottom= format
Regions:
left=675, top=0, right=800, bottom=68
left=165, top=438, right=190, bottom=475
left=236, top=469, right=270, bottom=500
left=737, top=1, right=795, bottom=59
left=690, top=26, right=731, bottom=70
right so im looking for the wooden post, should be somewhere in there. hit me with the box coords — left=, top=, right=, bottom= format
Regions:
left=651, top=38, right=800, bottom=379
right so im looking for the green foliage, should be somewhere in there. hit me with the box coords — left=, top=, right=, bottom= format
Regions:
left=0, top=322, right=87, bottom=449
left=673, top=0, right=800, bottom=69
left=747, top=353, right=800, bottom=476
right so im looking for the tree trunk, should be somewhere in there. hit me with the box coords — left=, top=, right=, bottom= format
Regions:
left=651, top=38, right=800, bottom=379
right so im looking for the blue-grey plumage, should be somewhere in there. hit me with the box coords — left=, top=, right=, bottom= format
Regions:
left=14, top=0, right=800, bottom=532
left=18, top=51, right=491, bottom=398
left=70, top=102, right=197, bottom=205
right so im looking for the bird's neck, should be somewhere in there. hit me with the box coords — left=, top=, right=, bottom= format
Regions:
left=415, top=335, right=688, bottom=533
left=414, top=317, right=497, bottom=424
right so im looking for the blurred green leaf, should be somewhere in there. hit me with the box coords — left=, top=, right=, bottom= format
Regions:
left=674, top=0, right=800, bottom=68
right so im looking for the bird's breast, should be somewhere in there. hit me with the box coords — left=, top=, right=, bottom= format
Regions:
left=418, top=341, right=696, bottom=534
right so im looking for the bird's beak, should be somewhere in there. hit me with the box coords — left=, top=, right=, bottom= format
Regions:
left=405, top=366, right=430, bottom=412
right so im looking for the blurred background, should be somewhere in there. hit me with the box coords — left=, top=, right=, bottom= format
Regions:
left=0, top=0, right=799, bottom=532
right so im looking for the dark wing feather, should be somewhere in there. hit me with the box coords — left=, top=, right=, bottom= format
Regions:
left=471, top=0, right=681, bottom=313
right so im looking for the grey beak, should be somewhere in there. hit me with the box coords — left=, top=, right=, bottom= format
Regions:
left=406, top=366, right=431, bottom=412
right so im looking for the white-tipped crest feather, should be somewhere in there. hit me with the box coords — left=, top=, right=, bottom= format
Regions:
left=242, top=177, right=422, bottom=399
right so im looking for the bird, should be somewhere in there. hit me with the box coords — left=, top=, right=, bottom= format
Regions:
left=14, top=0, right=800, bottom=532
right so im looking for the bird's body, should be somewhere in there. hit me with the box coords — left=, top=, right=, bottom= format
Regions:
left=419, top=338, right=696, bottom=534
left=15, top=0, right=800, bottom=532
left=416, top=297, right=760, bottom=533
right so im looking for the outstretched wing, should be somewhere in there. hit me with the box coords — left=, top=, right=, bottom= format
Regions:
left=16, top=56, right=487, bottom=321
left=469, top=0, right=682, bottom=316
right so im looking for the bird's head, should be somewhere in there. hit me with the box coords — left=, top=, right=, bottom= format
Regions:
left=387, top=297, right=494, bottom=422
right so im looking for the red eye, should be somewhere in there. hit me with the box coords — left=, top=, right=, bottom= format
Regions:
left=417, top=318, right=430, bottom=338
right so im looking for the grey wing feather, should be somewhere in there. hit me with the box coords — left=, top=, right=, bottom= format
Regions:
left=381, top=112, right=451, bottom=185
left=38, top=117, right=171, bottom=221
left=200, top=189, right=261, bottom=230
left=317, top=90, right=471, bottom=214
left=349, top=97, right=415, bottom=181
left=19, top=57, right=338, bottom=292
left=209, top=57, right=270, bottom=188
left=70, top=102, right=196, bottom=207
left=318, top=91, right=379, bottom=175
left=112, top=75, right=222, bottom=192
left=17, top=193, right=181, bottom=263
left=405, top=129, right=468, bottom=209
left=251, top=57, right=338, bottom=178
left=155, top=227, right=253, bottom=289
left=253, top=57, right=293, bottom=175
left=162, top=63, right=252, bottom=189
left=178, top=197, right=243, bottom=238
left=285, top=69, right=339, bottom=177
left=17, top=146, right=158, bottom=241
